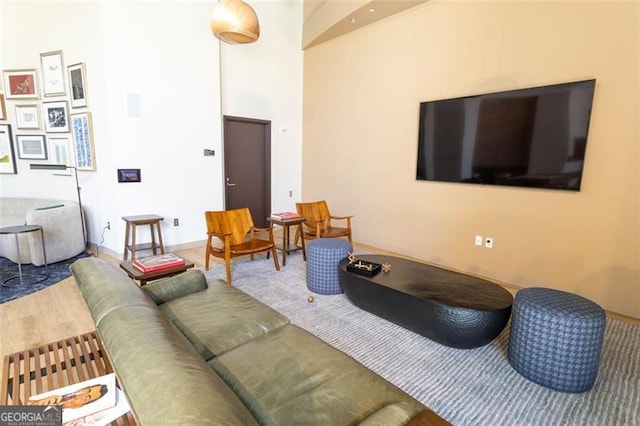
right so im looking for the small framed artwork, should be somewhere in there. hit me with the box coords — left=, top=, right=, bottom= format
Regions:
left=40, top=50, right=66, bottom=97
left=0, top=94, right=6, bottom=120
left=15, top=104, right=41, bottom=129
left=2, top=69, right=39, bottom=99
left=16, top=134, right=47, bottom=160
left=43, top=100, right=69, bottom=133
left=68, top=62, right=88, bottom=108
left=0, top=124, right=17, bottom=174
left=118, top=168, right=141, bottom=183
left=71, top=112, right=96, bottom=171
left=48, top=136, right=73, bottom=175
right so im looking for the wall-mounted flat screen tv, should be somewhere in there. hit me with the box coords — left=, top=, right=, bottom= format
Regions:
left=416, top=79, right=596, bottom=191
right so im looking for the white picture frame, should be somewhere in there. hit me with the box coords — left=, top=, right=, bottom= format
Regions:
left=2, top=69, right=39, bottom=99
left=42, top=100, right=70, bottom=133
left=40, top=50, right=66, bottom=97
left=71, top=112, right=96, bottom=171
left=48, top=136, right=74, bottom=175
left=15, top=104, right=41, bottom=129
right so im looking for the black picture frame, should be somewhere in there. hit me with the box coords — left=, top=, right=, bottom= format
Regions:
left=117, top=168, right=141, bottom=183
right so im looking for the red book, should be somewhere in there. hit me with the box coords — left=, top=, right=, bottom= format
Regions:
left=270, top=211, right=301, bottom=220
left=132, top=253, right=185, bottom=273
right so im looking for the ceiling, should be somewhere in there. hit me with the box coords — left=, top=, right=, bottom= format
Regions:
left=302, top=0, right=428, bottom=49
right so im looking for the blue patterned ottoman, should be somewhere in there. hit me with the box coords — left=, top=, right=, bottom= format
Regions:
left=508, top=287, right=606, bottom=393
left=306, top=238, right=352, bottom=295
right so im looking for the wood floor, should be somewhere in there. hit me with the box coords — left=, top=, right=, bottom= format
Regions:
left=0, top=246, right=208, bottom=369
left=2, top=242, right=638, bottom=380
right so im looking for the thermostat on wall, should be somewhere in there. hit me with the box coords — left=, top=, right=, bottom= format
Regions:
left=117, top=168, right=141, bottom=183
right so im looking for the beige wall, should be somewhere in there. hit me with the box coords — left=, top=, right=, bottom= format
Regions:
left=302, top=1, right=639, bottom=317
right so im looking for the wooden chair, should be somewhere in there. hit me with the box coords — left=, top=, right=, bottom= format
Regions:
left=294, top=200, right=353, bottom=245
left=205, top=208, right=280, bottom=284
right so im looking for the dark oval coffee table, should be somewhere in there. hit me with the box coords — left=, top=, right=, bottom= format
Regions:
left=339, top=255, right=513, bottom=349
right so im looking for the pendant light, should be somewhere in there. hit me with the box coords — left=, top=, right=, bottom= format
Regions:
left=210, top=0, right=260, bottom=44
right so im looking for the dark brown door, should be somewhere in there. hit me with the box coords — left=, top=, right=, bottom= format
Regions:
left=223, top=115, right=271, bottom=227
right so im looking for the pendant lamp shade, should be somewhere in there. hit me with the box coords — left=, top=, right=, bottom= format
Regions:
left=211, top=0, right=260, bottom=44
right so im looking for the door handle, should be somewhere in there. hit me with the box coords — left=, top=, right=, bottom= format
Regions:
left=226, top=178, right=236, bottom=187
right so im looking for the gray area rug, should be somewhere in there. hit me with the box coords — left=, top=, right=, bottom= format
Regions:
left=203, top=253, right=639, bottom=425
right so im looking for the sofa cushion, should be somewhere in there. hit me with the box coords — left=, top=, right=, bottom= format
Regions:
left=142, top=269, right=208, bottom=304
left=159, top=281, right=290, bottom=360
left=209, top=324, right=425, bottom=425
left=98, top=302, right=258, bottom=425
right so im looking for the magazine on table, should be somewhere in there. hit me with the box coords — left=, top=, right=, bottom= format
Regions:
left=132, top=252, right=185, bottom=273
left=64, top=388, right=131, bottom=426
left=27, top=373, right=118, bottom=424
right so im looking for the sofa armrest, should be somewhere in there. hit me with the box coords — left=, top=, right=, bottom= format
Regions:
left=142, top=269, right=208, bottom=304
left=359, top=405, right=450, bottom=426
left=72, top=257, right=259, bottom=425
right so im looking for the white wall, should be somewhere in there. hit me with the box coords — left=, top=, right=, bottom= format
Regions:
left=220, top=0, right=303, bottom=213
left=1, top=0, right=303, bottom=256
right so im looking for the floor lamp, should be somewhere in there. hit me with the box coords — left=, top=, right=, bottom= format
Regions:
left=29, top=163, right=87, bottom=248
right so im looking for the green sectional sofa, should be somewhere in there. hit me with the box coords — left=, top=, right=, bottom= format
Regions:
left=70, top=257, right=448, bottom=425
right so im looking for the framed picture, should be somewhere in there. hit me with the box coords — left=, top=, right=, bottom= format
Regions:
left=43, top=100, right=69, bottom=132
left=40, top=50, right=66, bottom=96
left=0, top=124, right=17, bottom=174
left=48, top=136, right=73, bottom=175
left=16, top=134, right=47, bottom=160
left=117, top=168, right=141, bottom=183
left=71, top=112, right=96, bottom=171
left=68, top=62, right=88, bottom=108
left=0, top=94, right=6, bottom=120
left=15, top=104, right=41, bottom=129
left=2, top=69, right=39, bottom=99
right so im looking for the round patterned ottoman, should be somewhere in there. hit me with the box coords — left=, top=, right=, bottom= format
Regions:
left=306, top=238, right=352, bottom=295
left=508, top=287, right=606, bottom=393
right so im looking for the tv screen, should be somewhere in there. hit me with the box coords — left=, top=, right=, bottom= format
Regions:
left=416, top=79, right=596, bottom=191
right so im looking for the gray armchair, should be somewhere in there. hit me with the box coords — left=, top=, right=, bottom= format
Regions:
left=0, top=198, right=85, bottom=265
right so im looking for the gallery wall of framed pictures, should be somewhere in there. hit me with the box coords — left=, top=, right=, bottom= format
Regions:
left=0, top=49, right=94, bottom=175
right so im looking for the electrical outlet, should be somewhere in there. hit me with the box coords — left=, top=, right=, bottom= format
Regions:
left=106, top=221, right=111, bottom=230
left=485, top=237, right=494, bottom=249
left=289, top=190, right=293, bottom=197
left=174, top=218, right=179, bottom=226
left=475, top=235, right=483, bottom=246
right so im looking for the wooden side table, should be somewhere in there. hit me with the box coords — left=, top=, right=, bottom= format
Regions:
left=119, top=259, right=195, bottom=286
left=267, top=217, right=306, bottom=266
left=0, top=331, right=135, bottom=425
left=122, top=214, right=165, bottom=260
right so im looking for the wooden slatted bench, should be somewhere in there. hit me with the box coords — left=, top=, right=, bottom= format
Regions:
left=0, top=331, right=135, bottom=425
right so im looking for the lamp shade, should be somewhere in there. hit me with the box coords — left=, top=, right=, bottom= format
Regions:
left=210, top=0, right=260, bottom=44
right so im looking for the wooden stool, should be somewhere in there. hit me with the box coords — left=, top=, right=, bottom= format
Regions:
left=122, top=214, right=165, bottom=260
